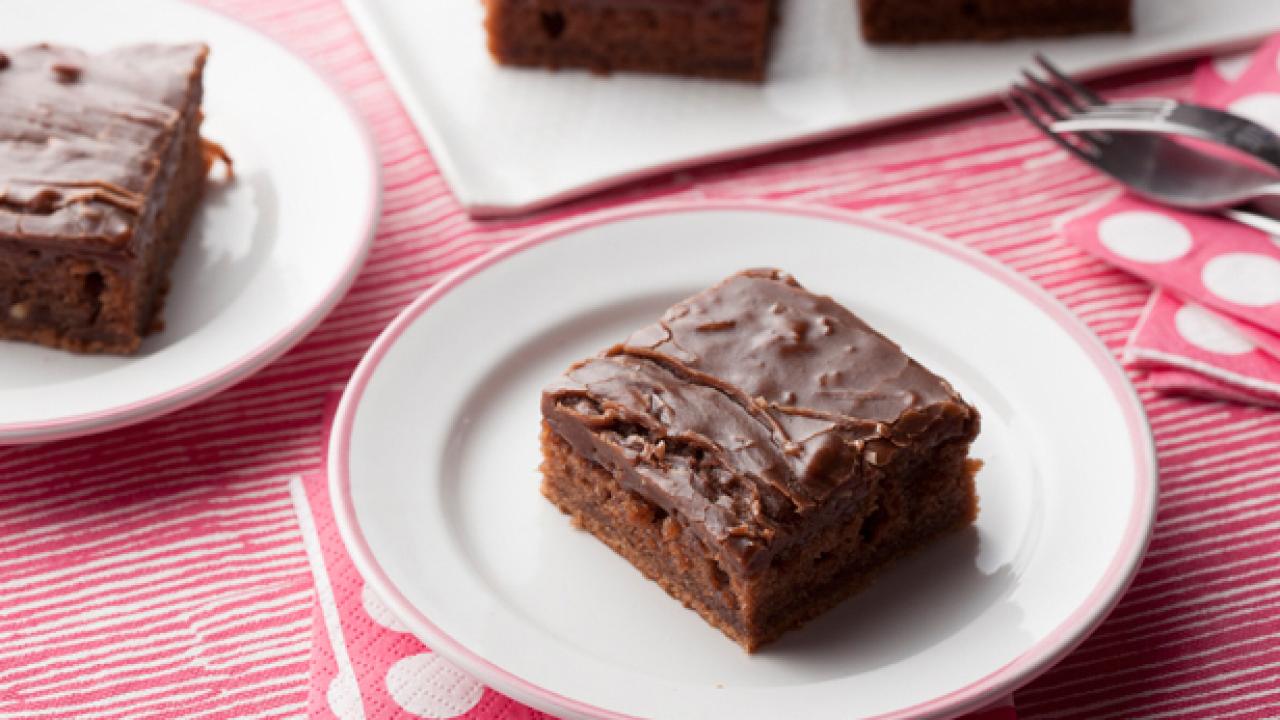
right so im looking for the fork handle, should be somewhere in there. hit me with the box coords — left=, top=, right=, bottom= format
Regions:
left=1175, top=106, right=1280, bottom=173
left=1225, top=206, right=1280, bottom=235
left=1056, top=117, right=1280, bottom=172
left=1246, top=192, right=1280, bottom=223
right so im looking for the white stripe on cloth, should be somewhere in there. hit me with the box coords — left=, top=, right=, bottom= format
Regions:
left=290, top=476, right=366, bottom=720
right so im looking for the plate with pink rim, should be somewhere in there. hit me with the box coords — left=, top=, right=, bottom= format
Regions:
left=0, top=0, right=378, bottom=445
left=330, top=202, right=1157, bottom=719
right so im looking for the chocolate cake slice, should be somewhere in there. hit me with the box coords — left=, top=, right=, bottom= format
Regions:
left=0, top=43, right=218, bottom=354
left=540, top=269, right=981, bottom=651
left=483, top=0, right=777, bottom=81
left=858, top=0, right=1133, bottom=43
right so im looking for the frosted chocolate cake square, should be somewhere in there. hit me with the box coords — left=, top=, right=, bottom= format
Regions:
left=0, top=43, right=218, bottom=354
left=540, top=268, right=981, bottom=651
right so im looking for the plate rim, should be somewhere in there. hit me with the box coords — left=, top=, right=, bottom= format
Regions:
left=328, top=199, right=1158, bottom=720
left=0, top=1, right=381, bottom=445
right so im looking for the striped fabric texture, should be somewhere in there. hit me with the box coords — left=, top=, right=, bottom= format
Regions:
left=293, top=467, right=559, bottom=720
left=1, top=1, right=1279, bottom=718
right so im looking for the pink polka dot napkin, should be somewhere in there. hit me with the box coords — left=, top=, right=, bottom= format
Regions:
left=292, top=468, right=1019, bottom=719
left=295, top=399, right=1016, bottom=719
left=292, top=470, right=555, bottom=720
left=1060, top=37, right=1280, bottom=407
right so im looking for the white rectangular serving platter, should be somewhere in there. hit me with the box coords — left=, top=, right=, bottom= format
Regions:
left=343, top=0, right=1280, bottom=217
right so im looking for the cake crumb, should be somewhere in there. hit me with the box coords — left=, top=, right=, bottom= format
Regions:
left=51, top=62, right=82, bottom=83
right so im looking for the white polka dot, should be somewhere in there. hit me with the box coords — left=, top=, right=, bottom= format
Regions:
left=361, top=583, right=407, bottom=633
left=1098, top=211, right=1194, bottom=263
left=386, top=653, right=484, bottom=718
left=1202, top=252, right=1280, bottom=306
left=1174, top=303, right=1256, bottom=355
left=1228, top=93, right=1280, bottom=133
left=1214, top=52, right=1252, bottom=82
left=327, top=671, right=363, bottom=720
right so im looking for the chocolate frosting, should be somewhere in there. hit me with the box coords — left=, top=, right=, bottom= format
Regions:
left=0, top=43, right=208, bottom=249
left=542, top=269, right=979, bottom=575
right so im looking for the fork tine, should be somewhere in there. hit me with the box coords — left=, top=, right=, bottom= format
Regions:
left=1004, top=85, right=1102, bottom=158
left=1012, top=80, right=1103, bottom=154
left=1034, top=53, right=1105, bottom=107
left=1015, top=75, right=1069, bottom=121
left=1022, top=69, right=1085, bottom=114
left=1002, top=87, right=1049, bottom=132
left=1021, top=64, right=1114, bottom=145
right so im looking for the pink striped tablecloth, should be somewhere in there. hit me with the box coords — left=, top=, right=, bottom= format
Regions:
left=3, top=1, right=1280, bottom=718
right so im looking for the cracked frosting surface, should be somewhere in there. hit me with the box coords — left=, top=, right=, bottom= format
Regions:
left=542, top=269, right=979, bottom=573
left=0, top=43, right=207, bottom=248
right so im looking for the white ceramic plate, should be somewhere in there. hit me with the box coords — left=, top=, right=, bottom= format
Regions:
left=0, top=0, right=378, bottom=444
left=343, top=0, right=1278, bottom=217
left=330, top=203, right=1158, bottom=720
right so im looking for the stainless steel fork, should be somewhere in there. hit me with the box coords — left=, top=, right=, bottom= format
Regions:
left=1005, top=55, right=1280, bottom=235
left=1053, top=97, right=1280, bottom=173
